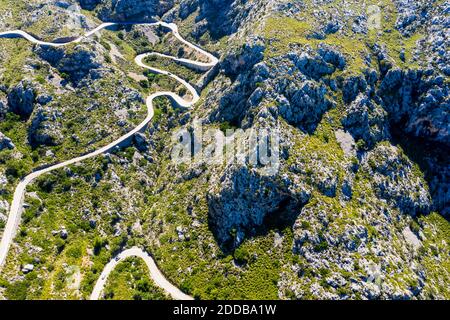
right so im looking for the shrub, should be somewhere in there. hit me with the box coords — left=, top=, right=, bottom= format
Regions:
left=5, top=280, right=28, bottom=300
left=100, top=40, right=111, bottom=51
left=55, top=238, right=66, bottom=254
left=36, top=75, right=46, bottom=84
left=234, top=247, right=250, bottom=265
left=5, top=159, right=28, bottom=179
left=93, top=237, right=107, bottom=255
left=66, top=245, right=82, bottom=259
left=314, top=240, right=329, bottom=252
left=36, top=175, right=57, bottom=193
left=145, top=71, right=156, bottom=82
left=104, top=54, right=112, bottom=64
left=356, top=139, right=367, bottom=151
left=178, top=87, right=187, bottom=96
left=139, top=80, right=149, bottom=88
left=60, top=72, right=70, bottom=80
left=180, top=279, right=193, bottom=293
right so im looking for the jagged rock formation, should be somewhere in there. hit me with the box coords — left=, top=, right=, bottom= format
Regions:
left=7, top=80, right=36, bottom=118
left=341, top=93, right=390, bottom=148
left=363, top=144, right=432, bottom=216
left=0, top=0, right=448, bottom=301
left=178, top=0, right=269, bottom=39
left=29, top=105, right=64, bottom=147
left=78, top=0, right=102, bottom=10
left=96, top=0, right=175, bottom=21
left=165, top=0, right=449, bottom=299
left=208, top=163, right=310, bottom=250
left=378, top=68, right=449, bottom=147
left=35, top=43, right=105, bottom=85
left=207, top=38, right=265, bottom=126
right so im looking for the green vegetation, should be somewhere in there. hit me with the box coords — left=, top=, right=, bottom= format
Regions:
left=419, top=213, right=450, bottom=299
left=262, top=0, right=428, bottom=74
left=0, top=0, right=448, bottom=302
left=102, top=257, right=170, bottom=300
left=263, top=16, right=368, bottom=75
left=144, top=55, right=202, bottom=84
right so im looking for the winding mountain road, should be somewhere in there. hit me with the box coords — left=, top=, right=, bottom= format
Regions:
left=90, top=247, right=193, bottom=300
left=0, top=21, right=218, bottom=300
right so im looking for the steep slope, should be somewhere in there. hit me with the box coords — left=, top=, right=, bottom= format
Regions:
left=151, top=0, right=450, bottom=299
left=0, top=0, right=448, bottom=300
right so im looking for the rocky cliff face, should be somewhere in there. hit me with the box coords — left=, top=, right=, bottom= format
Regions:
left=208, top=163, right=310, bottom=250
left=157, top=0, right=449, bottom=299
left=78, top=0, right=102, bottom=10
left=0, top=0, right=448, bottom=300
left=29, top=105, right=64, bottom=147
left=177, top=0, right=271, bottom=39
left=194, top=0, right=449, bottom=216
left=79, top=0, right=175, bottom=21
left=7, top=81, right=36, bottom=119
left=35, top=42, right=106, bottom=85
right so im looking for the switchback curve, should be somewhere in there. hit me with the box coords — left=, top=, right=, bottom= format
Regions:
left=0, top=20, right=218, bottom=300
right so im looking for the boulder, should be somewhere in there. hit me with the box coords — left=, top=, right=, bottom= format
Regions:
left=22, top=264, right=34, bottom=274
left=60, top=229, right=68, bottom=239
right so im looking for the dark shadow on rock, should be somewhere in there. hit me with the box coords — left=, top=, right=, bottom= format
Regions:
left=97, top=0, right=174, bottom=22
left=206, top=165, right=310, bottom=254
left=391, top=122, right=450, bottom=219
left=208, top=194, right=306, bottom=254
left=195, top=0, right=239, bottom=41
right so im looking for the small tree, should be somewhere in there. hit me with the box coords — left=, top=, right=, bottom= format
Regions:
left=139, top=80, right=149, bottom=88
left=234, top=247, right=250, bottom=265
